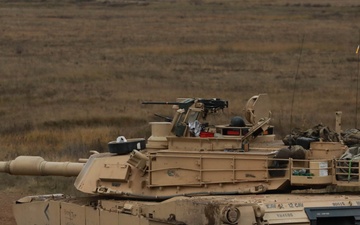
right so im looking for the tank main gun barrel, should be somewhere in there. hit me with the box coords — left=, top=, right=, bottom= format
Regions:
left=0, top=156, right=84, bottom=177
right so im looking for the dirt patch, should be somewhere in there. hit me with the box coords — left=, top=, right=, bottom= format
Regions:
left=0, top=192, right=23, bottom=225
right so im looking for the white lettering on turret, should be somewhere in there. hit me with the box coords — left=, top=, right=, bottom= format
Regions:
left=288, top=202, right=303, bottom=208
left=266, top=202, right=303, bottom=209
left=266, top=204, right=276, bottom=209
left=276, top=213, right=294, bottom=218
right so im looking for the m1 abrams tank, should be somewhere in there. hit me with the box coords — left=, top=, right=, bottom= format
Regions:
left=1, top=94, right=360, bottom=225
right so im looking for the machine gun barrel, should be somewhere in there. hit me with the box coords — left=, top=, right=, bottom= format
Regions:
left=142, top=101, right=181, bottom=105
left=142, top=98, right=228, bottom=110
left=154, top=113, right=172, bottom=122
left=0, top=156, right=84, bottom=177
left=143, top=98, right=228, bottom=122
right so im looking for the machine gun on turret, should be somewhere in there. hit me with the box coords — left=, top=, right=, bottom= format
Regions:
left=143, top=98, right=228, bottom=136
left=143, top=98, right=228, bottom=119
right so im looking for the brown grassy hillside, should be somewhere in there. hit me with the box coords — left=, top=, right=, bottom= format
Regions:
left=0, top=0, right=359, bottom=194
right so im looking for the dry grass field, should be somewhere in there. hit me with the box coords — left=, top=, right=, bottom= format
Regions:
left=0, top=0, right=359, bottom=223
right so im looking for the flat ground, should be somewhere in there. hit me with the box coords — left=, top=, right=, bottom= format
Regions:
left=0, top=0, right=359, bottom=224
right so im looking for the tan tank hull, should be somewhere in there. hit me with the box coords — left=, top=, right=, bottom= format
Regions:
left=12, top=193, right=360, bottom=225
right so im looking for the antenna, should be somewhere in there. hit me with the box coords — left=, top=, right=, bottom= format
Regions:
left=356, top=30, right=360, bottom=128
left=289, top=35, right=305, bottom=136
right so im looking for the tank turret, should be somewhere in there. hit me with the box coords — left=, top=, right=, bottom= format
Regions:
left=3, top=94, right=360, bottom=225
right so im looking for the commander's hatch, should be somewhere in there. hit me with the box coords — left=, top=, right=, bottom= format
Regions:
left=245, top=93, right=271, bottom=125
